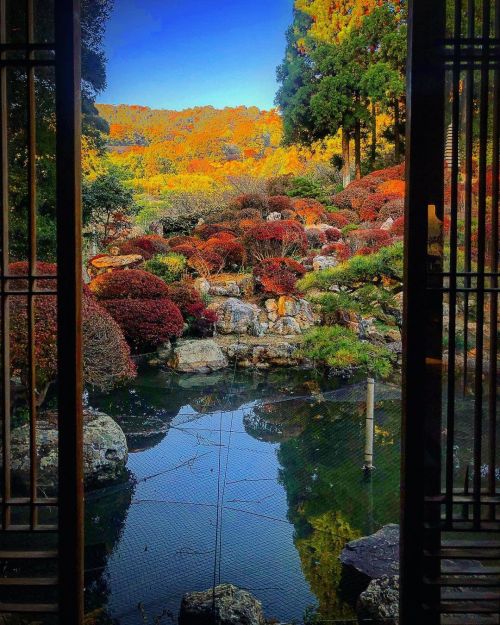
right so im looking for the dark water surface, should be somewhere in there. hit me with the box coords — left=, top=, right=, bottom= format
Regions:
left=85, top=368, right=401, bottom=624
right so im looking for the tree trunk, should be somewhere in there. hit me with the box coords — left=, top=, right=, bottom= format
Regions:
left=342, top=127, right=351, bottom=187
left=355, top=118, right=362, bottom=179
left=371, top=101, right=377, bottom=165
left=394, top=99, right=401, bottom=161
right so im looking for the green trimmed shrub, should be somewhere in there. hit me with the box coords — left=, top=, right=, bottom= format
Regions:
left=145, top=253, right=187, bottom=284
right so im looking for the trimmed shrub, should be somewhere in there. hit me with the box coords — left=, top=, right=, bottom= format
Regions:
left=378, top=198, right=405, bottom=221
left=253, top=257, right=306, bottom=296
left=103, top=298, right=184, bottom=353
left=338, top=209, right=360, bottom=224
left=332, top=186, right=370, bottom=210
left=292, top=198, right=326, bottom=225
left=201, top=237, right=246, bottom=268
left=377, top=179, right=406, bottom=197
left=231, top=193, right=268, bottom=213
left=117, top=236, right=169, bottom=260
left=324, top=227, right=342, bottom=242
left=306, top=228, right=327, bottom=248
left=326, top=212, right=349, bottom=228
left=82, top=294, right=136, bottom=390
left=391, top=216, right=405, bottom=236
left=193, top=223, right=237, bottom=240
left=321, top=242, right=351, bottom=262
left=166, top=235, right=199, bottom=248
left=167, top=283, right=217, bottom=337
left=366, top=163, right=405, bottom=181
left=301, top=326, right=393, bottom=378
left=187, top=249, right=225, bottom=276
left=90, top=269, right=170, bottom=300
left=145, top=253, right=187, bottom=284
left=170, top=243, right=199, bottom=259
left=349, top=229, right=392, bottom=253
left=243, top=219, right=307, bottom=261
left=267, top=195, right=294, bottom=213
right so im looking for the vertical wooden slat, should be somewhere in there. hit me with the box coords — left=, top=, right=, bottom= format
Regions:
left=55, top=0, right=83, bottom=623
left=462, top=0, right=475, bottom=394
left=0, top=0, right=11, bottom=531
left=445, top=0, right=462, bottom=527
left=487, top=0, right=499, bottom=506
left=473, top=0, right=491, bottom=529
left=26, top=0, right=38, bottom=531
left=401, top=1, right=446, bottom=623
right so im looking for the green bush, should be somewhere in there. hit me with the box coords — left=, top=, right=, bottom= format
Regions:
left=298, top=242, right=404, bottom=292
left=301, top=326, right=393, bottom=378
left=144, top=253, right=186, bottom=284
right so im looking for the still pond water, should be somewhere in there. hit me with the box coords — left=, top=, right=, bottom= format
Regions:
left=86, top=368, right=401, bottom=624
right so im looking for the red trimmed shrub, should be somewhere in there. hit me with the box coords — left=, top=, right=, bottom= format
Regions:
left=321, top=242, right=351, bottom=262
left=306, top=228, right=327, bottom=248
left=332, top=186, right=370, bottom=210
left=378, top=198, right=405, bottom=221
left=170, top=243, right=199, bottom=259
left=187, top=249, right=225, bottom=276
left=132, top=235, right=170, bottom=255
left=349, top=229, right=392, bottom=253
left=193, top=223, right=237, bottom=240
left=243, top=220, right=307, bottom=260
left=167, top=283, right=217, bottom=337
left=253, top=257, right=306, bottom=296
left=366, top=163, right=405, bottom=181
left=8, top=261, right=57, bottom=291
left=116, top=241, right=154, bottom=260
left=201, top=237, right=246, bottom=267
left=338, top=209, right=360, bottom=224
left=324, top=227, right=342, bottom=242
left=231, top=193, right=268, bottom=212
left=103, top=298, right=183, bottom=353
left=268, top=195, right=294, bottom=213
left=89, top=269, right=170, bottom=300
left=82, top=294, right=136, bottom=389
left=167, top=283, right=204, bottom=316
left=167, top=235, right=199, bottom=248
left=326, top=212, right=349, bottom=228
left=391, top=216, right=405, bottom=236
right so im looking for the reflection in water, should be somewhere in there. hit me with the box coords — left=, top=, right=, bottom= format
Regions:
left=86, top=368, right=401, bottom=624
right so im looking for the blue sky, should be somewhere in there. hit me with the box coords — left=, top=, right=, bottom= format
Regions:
left=99, top=0, right=294, bottom=111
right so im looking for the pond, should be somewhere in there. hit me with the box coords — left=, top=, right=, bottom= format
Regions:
left=85, top=368, right=402, bottom=625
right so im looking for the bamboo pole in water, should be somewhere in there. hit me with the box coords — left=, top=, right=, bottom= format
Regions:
left=363, top=378, right=375, bottom=472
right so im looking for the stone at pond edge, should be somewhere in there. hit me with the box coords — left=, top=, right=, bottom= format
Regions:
left=340, top=524, right=399, bottom=597
left=179, top=584, right=265, bottom=625
left=356, top=575, right=399, bottom=625
left=169, top=339, right=229, bottom=373
left=215, top=298, right=263, bottom=336
left=2, top=410, right=128, bottom=487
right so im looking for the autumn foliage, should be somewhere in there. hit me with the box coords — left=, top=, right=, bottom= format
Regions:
left=253, top=257, right=306, bottom=296
left=90, top=269, right=170, bottom=300
left=243, top=220, right=307, bottom=260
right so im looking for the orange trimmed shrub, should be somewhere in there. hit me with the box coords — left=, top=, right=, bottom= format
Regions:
left=292, top=198, right=326, bottom=225
left=377, top=179, right=406, bottom=197
left=167, top=235, right=199, bottom=248
left=321, top=242, right=351, bottom=262
left=187, top=249, right=225, bottom=276
left=253, top=257, right=306, bottom=296
left=326, top=212, right=349, bottom=228
left=89, top=269, right=170, bottom=300
left=201, top=237, right=246, bottom=268
left=268, top=195, right=294, bottom=213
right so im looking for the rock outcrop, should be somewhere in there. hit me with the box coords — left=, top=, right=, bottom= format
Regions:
left=357, top=575, right=399, bottom=625
left=169, top=339, right=229, bottom=373
left=179, top=584, right=265, bottom=625
left=340, top=524, right=399, bottom=594
left=215, top=298, right=263, bottom=336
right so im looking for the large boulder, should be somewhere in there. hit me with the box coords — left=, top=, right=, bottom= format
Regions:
left=215, top=298, right=263, bottom=336
left=3, top=410, right=128, bottom=487
left=357, top=575, right=399, bottom=625
left=340, top=524, right=399, bottom=594
left=179, top=584, right=265, bottom=625
left=313, top=255, right=338, bottom=271
left=169, top=339, right=229, bottom=373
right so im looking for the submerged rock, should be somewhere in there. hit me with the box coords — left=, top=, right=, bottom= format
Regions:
left=3, top=410, right=128, bottom=488
left=169, top=339, right=229, bottom=373
left=357, top=575, right=399, bottom=625
left=179, top=584, right=265, bottom=625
